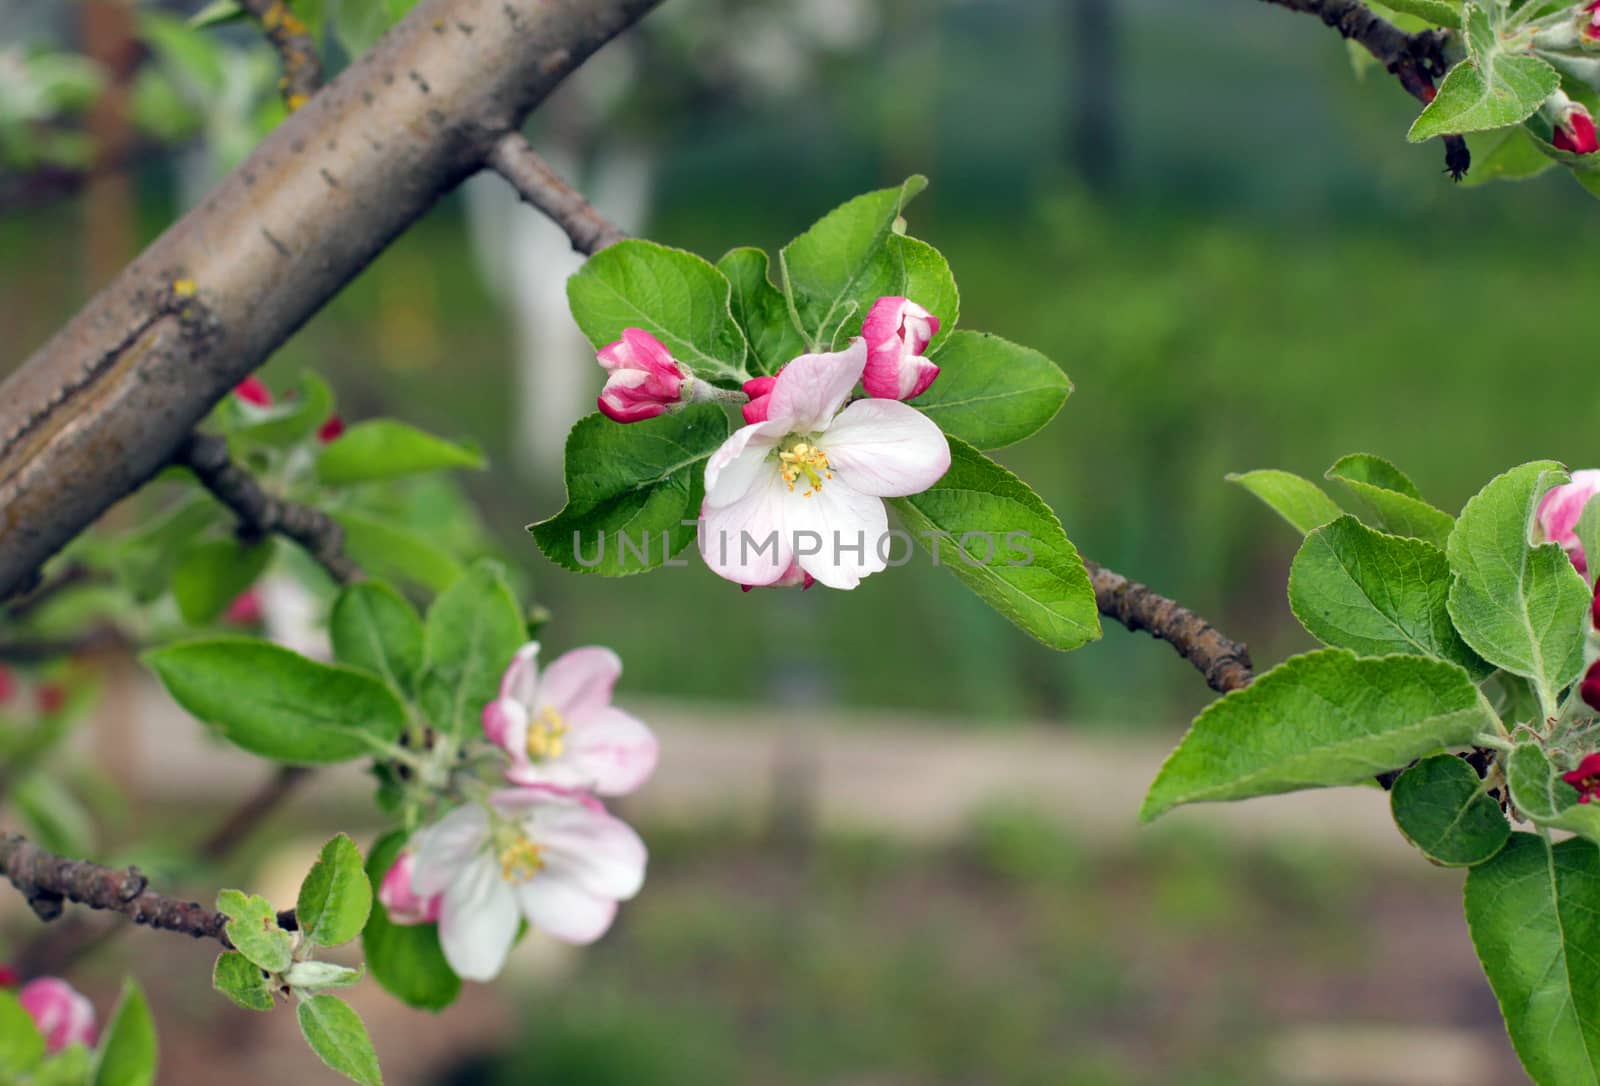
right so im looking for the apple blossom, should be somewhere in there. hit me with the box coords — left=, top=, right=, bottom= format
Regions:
left=409, top=788, right=647, bottom=981
left=699, top=338, right=951, bottom=590
left=378, top=850, right=442, bottom=925
left=596, top=328, right=691, bottom=423
left=223, top=589, right=264, bottom=626
left=1536, top=469, right=1600, bottom=573
left=1564, top=751, right=1600, bottom=802
left=318, top=415, right=346, bottom=443
left=482, top=643, right=657, bottom=796
left=861, top=295, right=940, bottom=400
left=18, top=977, right=96, bottom=1052
left=234, top=376, right=272, bottom=407
left=742, top=375, right=777, bottom=424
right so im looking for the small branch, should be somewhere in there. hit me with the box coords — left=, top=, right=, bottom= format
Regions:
left=1261, top=0, right=1469, bottom=179
left=486, top=133, right=626, bottom=255
left=238, top=0, right=324, bottom=110
left=3, top=564, right=109, bottom=623
left=1084, top=560, right=1254, bottom=694
left=175, top=432, right=360, bottom=585
left=0, top=833, right=293, bottom=949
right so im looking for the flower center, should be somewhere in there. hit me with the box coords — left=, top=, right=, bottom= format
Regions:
left=778, top=439, right=833, bottom=497
left=498, top=837, right=545, bottom=883
left=526, top=706, right=568, bottom=761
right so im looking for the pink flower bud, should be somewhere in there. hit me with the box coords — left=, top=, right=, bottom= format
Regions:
left=1536, top=470, right=1600, bottom=573
left=223, top=589, right=264, bottom=626
left=1555, top=104, right=1600, bottom=154
left=317, top=416, right=346, bottom=443
left=378, top=851, right=442, bottom=926
left=741, top=376, right=777, bottom=424
left=234, top=376, right=273, bottom=407
left=0, top=966, right=18, bottom=988
left=1564, top=749, right=1600, bottom=803
left=1584, top=0, right=1600, bottom=40
left=18, top=978, right=96, bottom=1052
left=596, top=329, right=689, bottom=423
left=861, top=296, right=940, bottom=401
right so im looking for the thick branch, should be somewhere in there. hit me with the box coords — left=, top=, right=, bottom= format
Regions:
left=176, top=432, right=359, bottom=585
left=239, top=0, right=324, bottom=110
left=1084, top=560, right=1254, bottom=694
left=0, top=833, right=292, bottom=947
left=1261, top=0, right=1469, bottom=178
left=487, top=133, right=626, bottom=255
left=0, top=0, right=666, bottom=602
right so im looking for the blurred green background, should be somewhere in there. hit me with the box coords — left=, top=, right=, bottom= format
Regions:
left=1, top=0, right=1587, bottom=1081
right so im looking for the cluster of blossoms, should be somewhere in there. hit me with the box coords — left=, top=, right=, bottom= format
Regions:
left=377, top=644, right=656, bottom=981
left=1536, top=472, right=1600, bottom=801
left=591, top=296, right=952, bottom=591
left=0, top=970, right=97, bottom=1053
left=233, top=376, right=346, bottom=442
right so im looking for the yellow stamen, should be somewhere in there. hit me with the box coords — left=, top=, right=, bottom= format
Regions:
left=526, top=706, right=568, bottom=761
left=778, top=442, right=832, bottom=497
left=499, top=838, right=544, bottom=883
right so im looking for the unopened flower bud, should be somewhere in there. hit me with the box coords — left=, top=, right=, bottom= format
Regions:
left=317, top=416, right=345, bottom=443
left=234, top=376, right=273, bottom=407
left=1536, top=470, right=1600, bottom=573
left=378, top=851, right=442, bottom=926
left=596, top=329, right=690, bottom=423
left=1564, top=749, right=1600, bottom=802
left=741, top=376, right=777, bottom=424
left=18, top=978, right=96, bottom=1052
left=1583, top=660, right=1600, bottom=714
left=861, top=296, right=940, bottom=400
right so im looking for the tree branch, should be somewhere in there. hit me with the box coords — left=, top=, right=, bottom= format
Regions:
left=487, top=133, right=627, bottom=255
left=1260, top=0, right=1469, bottom=179
left=0, top=833, right=293, bottom=949
left=238, top=0, right=324, bottom=110
left=1084, top=560, right=1254, bottom=693
left=175, top=432, right=359, bottom=585
left=0, top=0, right=666, bottom=602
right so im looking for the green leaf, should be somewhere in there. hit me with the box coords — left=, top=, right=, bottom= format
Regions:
left=331, top=0, right=416, bottom=56
left=14, top=773, right=96, bottom=858
left=217, top=889, right=293, bottom=973
left=90, top=979, right=157, bottom=1086
left=1141, top=650, right=1501, bottom=821
left=297, top=833, right=373, bottom=948
left=297, top=996, right=383, bottom=1086
left=890, top=438, right=1101, bottom=651
left=145, top=639, right=406, bottom=763
left=911, top=331, right=1071, bottom=450
left=779, top=177, right=928, bottom=351
left=34, top=1044, right=92, bottom=1086
left=283, top=961, right=364, bottom=994
left=1377, top=0, right=1462, bottom=27
left=0, top=990, right=45, bottom=1077
left=1464, top=833, right=1600, bottom=1086
left=316, top=420, right=483, bottom=485
left=1389, top=754, right=1509, bottom=866
left=1578, top=494, right=1600, bottom=589
left=1506, top=742, right=1600, bottom=844
left=1226, top=469, right=1343, bottom=534
left=893, top=233, right=960, bottom=353
left=188, top=0, right=245, bottom=29
left=1325, top=455, right=1454, bottom=546
left=530, top=406, right=728, bottom=576
left=716, top=247, right=808, bottom=375
left=229, top=372, right=335, bottom=448
left=568, top=240, right=750, bottom=383
left=213, top=951, right=275, bottom=1012
left=1288, top=515, right=1487, bottom=673
left=417, top=561, right=526, bottom=741
left=171, top=537, right=274, bottom=625
left=1408, top=5, right=1559, bottom=141
left=330, top=581, right=424, bottom=696
left=333, top=511, right=463, bottom=594
left=1447, top=461, right=1589, bottom=710
left=114, top=497, right=225, bottom=602
left=363, top=830, right=460, bottom=1011
left=1462, top=125, right=1559, bottom=186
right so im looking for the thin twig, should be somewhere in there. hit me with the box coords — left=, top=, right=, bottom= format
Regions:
left=486, top=132, right=627, bottom=255
left=1260, top=0, right=1469, bottom=178
left=175, top=432, right=360, bottom=585
left=0, top=833, right=294, bottom=950
left=238, top=0, right=323, bottom=110
left=1083, top=560, right=1254, bottom=693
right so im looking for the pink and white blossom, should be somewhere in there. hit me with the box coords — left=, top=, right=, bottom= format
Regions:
left=741, top=375, right=777, bottom=424
left=699, top=338, right=950, bottom=590
left=482, top=643, right=658, bottom=796
left=18, top=978, right=96, bottom=1052
left=596, top=329, right=690, bottom=423
left=409, top=789, right=647, bottom=981
left=378, top=850, right=442, bottom=925
left=1537, top=469, right=1600, bottom=573
left=861, top=296, right=940, bottom=400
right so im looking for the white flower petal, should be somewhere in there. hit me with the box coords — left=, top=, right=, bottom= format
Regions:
left=437, top=857, right=520, bottom=982
left=767, top=339, right=867, bottom=433
left=482, top=696, right=529, bottom=756
left=515, top=878, right=618, bottom=945
left=531, top=802, right=648, bottom=900
left=705, top=422, right=783, bottom=509
left=411, top=805, right=491, bottom=897
left=699, top=469, right=794, bottom=586
left=568, top=707, right=659, bottom=795
left=499, top=642, right=541, bottom=704
left=537, top=646, right=621, bottom=723
left=821, top=398, right=951, bottom=497
left=787, top=479, right=888, bottom=590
